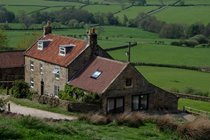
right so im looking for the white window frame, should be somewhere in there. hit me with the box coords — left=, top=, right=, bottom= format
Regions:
left=30, top=61, right=34, bottom=71
left=54, top=85, right=59, bottom=97
left=59, top=47, right=66, bottom=56
left=40, top=63, right=43, bottom=75
left=30, top=78, right=34, bottom=88
left=53, top=66, right=60, bottom=80
left=37, top=41, right=44, bottom=50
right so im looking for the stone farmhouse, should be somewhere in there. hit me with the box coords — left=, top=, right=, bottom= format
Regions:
left=24, top=25, right=178, bottom=114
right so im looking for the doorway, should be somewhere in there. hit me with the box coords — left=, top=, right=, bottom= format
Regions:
left=41, top=80, right=44, bottom=95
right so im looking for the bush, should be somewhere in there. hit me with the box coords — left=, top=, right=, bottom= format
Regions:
left=156, top=115, right=178, bottom=132
left=0, top=125, right=23, bottom=139
left=115, top=112, right=144, bottom=128
left=79, top=113, right=110, bottom=125
left=11, top=80, right=30, bottom=98
left=0, top=98, right=6, bottom=112
left=190, top=34, right=209, bottom=44
left=177, top=118, right=210, bottom=140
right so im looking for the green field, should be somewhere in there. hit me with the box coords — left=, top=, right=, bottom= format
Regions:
left=179, top=98, right=210, bottom=112
left=138, top=66, right=210, bottom=93
left=154, top=6, right=210, bottom=25
left=185, top=0, right=210, bottom=4
left=147, top=0, right=177, bottom=5
left=0, top=114, right=178, bottom=140
left=115, top=6, right=158, bottom=21
left=83, top=4, right=122, bottom=14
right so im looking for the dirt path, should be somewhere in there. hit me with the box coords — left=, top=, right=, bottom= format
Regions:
left=6, top=101, right=77, bottom=121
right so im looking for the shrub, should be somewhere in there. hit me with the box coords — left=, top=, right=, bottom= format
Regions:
left=0, top=125, right=23, bottom=139
left=177, top=118, right=210, bottom=140
left=190, top=34, right=209, bottom=44
left=156, top=115, right=178, bottom=132
left=115, top=112, right=144, bottom=128
left=79, top=113, right=110, bottom=125
left=81, top=93, right=100, bottom=104
left=11, top=80, right=30, bottom=98
left=184, top=87, right=209, bottom=97
left=19, top=116, right=49, bottom=130
left=183, top=39, right=199, bottom=47
left=0, top=98, right=6, bottom=112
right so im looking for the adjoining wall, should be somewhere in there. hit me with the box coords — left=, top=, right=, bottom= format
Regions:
left=0, top=67, right=24, bottom=87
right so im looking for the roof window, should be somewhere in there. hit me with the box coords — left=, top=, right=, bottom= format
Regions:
left=91, top=70, right=102, bottom=79
left=37, top=39, right=52, bottom=50
left=59, top=44, right=75, bottom=56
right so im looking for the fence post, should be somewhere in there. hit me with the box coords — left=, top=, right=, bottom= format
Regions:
left=8, top=103, right=10, bottom=112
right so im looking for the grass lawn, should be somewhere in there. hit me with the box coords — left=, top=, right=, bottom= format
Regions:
left=154, top=6, right=210, bottom=25
left=137, top=66, right=210, bottom=93
left=0, top=114, right=179, bottom=140
left=179, top=98, right=210, bottom=113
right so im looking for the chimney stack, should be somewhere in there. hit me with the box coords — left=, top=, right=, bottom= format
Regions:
left=88, top=28, right=97, bottom=46
left=43, top=21, right=52, bottom=35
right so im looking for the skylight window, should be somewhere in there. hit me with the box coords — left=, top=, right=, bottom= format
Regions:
left=91, top=70, right=102, bottom=79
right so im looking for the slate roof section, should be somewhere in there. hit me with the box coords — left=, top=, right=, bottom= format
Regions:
left=25, top=34, right=88, bottom=67
left=69, top=56, right=128, bottom=94
left=0, top=50, right=24, bottom=68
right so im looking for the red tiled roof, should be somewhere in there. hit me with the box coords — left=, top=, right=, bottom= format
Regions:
left=0, top=50, right=24, bottom=68
left=69, top=56, right=128, bottom=94
left=25, top=34, right=88, bottom=67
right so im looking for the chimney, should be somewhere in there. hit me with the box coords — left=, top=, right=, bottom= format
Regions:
left=88, top=28, right=97, bottom=47
left=43, top=21, right=52, bottom=35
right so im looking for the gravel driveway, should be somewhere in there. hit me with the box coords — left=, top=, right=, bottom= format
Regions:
left=6, top=101, right=77, bottom=121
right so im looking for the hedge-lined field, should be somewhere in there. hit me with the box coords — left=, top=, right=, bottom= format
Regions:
left=82, top=4, right=122, bottom=14
left=115, top=6, right=158, bottom=21
left=138, top=66, right=210, bottom=93
left=154, top=6, right=210, bottom=25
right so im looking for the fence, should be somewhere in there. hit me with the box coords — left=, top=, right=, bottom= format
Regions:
left=184, top=106, right=210, bottom=117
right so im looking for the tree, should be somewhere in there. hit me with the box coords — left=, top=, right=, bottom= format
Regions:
left=159, top=24, right=185, bottom=39
left=18, top=11, right=34, bottom=29
left=0, top=7, right=15, bottom=22
left=0, top=29, right=8, bottom=50
left=204, top=22, right=210, bottom=37
left=187, top=22, right=205, bottom=37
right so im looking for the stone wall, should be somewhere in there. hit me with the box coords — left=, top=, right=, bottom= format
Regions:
left=32, top=95, right=100, bottom=113
left=101, top=64, right=178, bottom=114
left=25, top=57, right=68, bottom=96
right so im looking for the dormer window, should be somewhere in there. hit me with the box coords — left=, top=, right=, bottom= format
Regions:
left=91, top=70, right=102, bottom=79
left=37, top=39, right=52, bottom=50
left=59, top=44, right=75, bottom=56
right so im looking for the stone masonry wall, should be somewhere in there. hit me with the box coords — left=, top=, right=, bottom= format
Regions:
left=25, top=56, right=68, bottom=96
left=101, top=64, right=178, bottom=114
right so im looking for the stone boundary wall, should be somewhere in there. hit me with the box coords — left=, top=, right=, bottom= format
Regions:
left=175, top=93, right=210, bottom=102
left=32, top=95, right=100, bottom=113
left=104, top=42, right=137, bottom=51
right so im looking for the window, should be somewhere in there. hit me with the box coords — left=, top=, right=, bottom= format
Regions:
left=107, top=97, right=124, bottom=114
left=132, top=95, right=149, bottom=111
left=59, top=47, right=66, bottom=56
left=30, top=61, right=34, bottom=71
left=30, top=78, right=34, bottom=88
left=53, top=66, right=60, bottom=80
left=37, top=39, right=52, bottom=50
left=91, top=70, right=102, bottom=79
left=54, top=85, right=59, bottom=97
left=40, top=63, right=43, bottom=74
left=126, top=78, right=132, bottom=87
left=59, top=44, right=75, bottom=56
